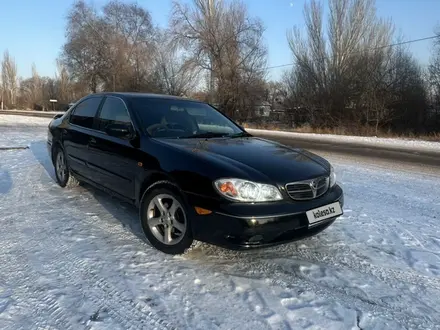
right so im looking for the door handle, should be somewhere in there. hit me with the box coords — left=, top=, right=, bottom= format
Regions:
left=89, top=137, right=97, bottom=144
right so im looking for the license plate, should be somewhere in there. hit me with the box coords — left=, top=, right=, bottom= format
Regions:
left=306, top=202, right=342, bottom=225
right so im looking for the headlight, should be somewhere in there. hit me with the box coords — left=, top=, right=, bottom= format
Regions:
left=329, top=165, right=336, bottom=187
left=214, top=178, right=283, bottom=202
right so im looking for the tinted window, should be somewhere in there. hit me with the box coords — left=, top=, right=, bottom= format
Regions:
left=130, top=97, right=243, bottom=138
left=97, top=97, right=132, bottom=132
left=70, top=97, right=102, bottom=129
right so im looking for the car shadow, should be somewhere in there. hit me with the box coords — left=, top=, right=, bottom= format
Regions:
left=29, top=140, right=146, bottom=242
left=87, top=186, right=145, bottom=240
left=0, top=165, right=12, bottom=194
left=29, top=140, right=57, bottom=181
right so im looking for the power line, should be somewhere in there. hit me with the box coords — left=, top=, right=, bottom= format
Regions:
left=265, top=34, right=440, bottom=71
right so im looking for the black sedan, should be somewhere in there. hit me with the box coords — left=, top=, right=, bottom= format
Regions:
left=47, top=92, right=344, bottom=254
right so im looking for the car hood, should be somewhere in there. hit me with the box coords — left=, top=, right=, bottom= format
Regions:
left=155, top=136, right=330, bottom=184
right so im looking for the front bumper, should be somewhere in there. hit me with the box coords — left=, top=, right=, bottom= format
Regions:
left=188, top=184, right=344, bottom=249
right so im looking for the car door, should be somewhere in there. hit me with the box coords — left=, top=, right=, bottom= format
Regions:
left=63, top=96, right=104, bottom=181
left=87, top=96, right=140, bottom=200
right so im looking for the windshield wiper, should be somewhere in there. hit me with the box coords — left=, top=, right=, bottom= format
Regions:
left=227, top=131, right=252, bottom=138
left=181, top=132, right=228, bottom=139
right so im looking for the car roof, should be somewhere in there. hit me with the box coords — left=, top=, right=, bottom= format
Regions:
left=92, top=92, right=204, bottom=103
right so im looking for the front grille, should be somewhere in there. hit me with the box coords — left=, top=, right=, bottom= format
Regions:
left=285, top=176, right=329, bottom=200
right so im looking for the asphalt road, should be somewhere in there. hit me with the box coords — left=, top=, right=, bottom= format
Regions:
left=256, top=135, right=440, bottom=176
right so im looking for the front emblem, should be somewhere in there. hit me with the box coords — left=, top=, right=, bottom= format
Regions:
left=310, top=180, right=318, bottom=197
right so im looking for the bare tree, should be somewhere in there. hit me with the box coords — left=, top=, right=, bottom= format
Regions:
left=101, top=0, right=157, bottom=91
left=55, top=60, right=72, bottom=102
left=153, top=31, right=200, bottom=96
left=0, top=68, right=2, bottom=110
left=1, top=50, right=18, bottom=108
left=286, top=0, right=394, bottom=128
left=171, top=0, right=268, bottom=117
left=61, top=0, right=158, bottom=93
left=284, top=0, right=429, bottom=135
left=16, top=60, right=82, bottom=110
left=19, top=63, right=44, bottom=109
left=429, top=28, right=440, bottom=130
left=61, top=1, right=106, bottom=92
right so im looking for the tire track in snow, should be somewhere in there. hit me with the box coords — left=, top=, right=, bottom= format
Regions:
left=32, top=203, right=176, bottom=329
left=287, top=244, right=440, bottom=292
left=226, top=256, right=438, bottom=329
left=0, top=226, right=76, bottom=330
left=0, top=158, right=77, bottom=330
left=205, top=239, right=440, bottom=293
left=26, top=158, right=224, bottom=329
left=63, top=190, right=286, bottom=328
left=181, top=247, right=292, bottom=330
left=229, top=261, right=433, bottom=329
left=191, top=242, right=440, bottom=329
left=24, top=213, right=175, bottom=330
left=227, top=279, right=292, bottom=330
left=74, top=202, right=286, bottom=330
left=3, top=157, right=176, bottom=330
left=36, top=163, right=243, bottom=329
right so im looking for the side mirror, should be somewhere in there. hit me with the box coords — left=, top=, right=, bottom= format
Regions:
left=105, top=123, right=133, bottom=139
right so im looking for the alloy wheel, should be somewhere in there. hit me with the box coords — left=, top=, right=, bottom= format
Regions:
left=56, top=150, right=67, bottom=183
left=146, top=194, right=187, bottom=245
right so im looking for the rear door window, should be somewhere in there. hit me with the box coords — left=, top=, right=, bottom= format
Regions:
left=70, top=97, right=103, bottom=129
left=96, top=97, right=133, bottom=132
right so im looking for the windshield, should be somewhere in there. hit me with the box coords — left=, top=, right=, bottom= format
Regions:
left=130, top=97, right=244, bottom=138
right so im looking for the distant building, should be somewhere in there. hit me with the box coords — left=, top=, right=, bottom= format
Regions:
left=254, top=101, right=271, bottom=117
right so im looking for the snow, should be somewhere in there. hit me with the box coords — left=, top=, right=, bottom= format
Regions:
left=1, top=116, right=440, bottom=329
left=246, top=128, right=440, bottom=154
left=0, top=115, right=51, bottom=149
left=0, top=114, right=52, bottom=127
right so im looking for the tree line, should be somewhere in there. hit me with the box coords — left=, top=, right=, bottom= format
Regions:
left=1, top=0, right=439, bottom=136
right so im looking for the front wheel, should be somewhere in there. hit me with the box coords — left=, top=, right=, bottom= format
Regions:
left=54, top=147, right=80, bottom=188
left=140, top=186, right=193, bottom=254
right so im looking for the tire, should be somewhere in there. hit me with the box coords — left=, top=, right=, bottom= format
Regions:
left=140, top=185, right=193, bottom=255
left=53, top=146, right=81, bottom=188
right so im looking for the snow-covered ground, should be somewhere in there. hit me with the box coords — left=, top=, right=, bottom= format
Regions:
left=1, top=115, right=440, bottom=329
left=0, top=114, right=51, bottom=127
left=0, top=115, right=51, bottom=150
